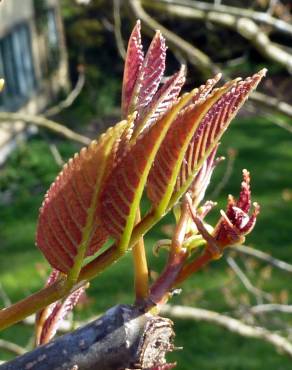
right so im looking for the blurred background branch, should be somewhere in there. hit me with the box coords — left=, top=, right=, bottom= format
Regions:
left=161, top=304, right=292, bottom=358
left=128, top=0, right=292, bottom=130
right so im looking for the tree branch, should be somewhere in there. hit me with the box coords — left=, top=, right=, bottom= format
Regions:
left=250, top=304, right=292, bottom=315
left=210, top=148, right=236, bottom=198
left=161, top=304, right=292, bottom=358
left=0, top=340, right=26, bottom=356
left=0, top=305, right=174, bottom=370
left=251, top=91, right=292, bottom=119
left=230, top=245, right=292, bottom=274
left=0, top=112, right=90, bottom=146
left=44, top=67, right=86, bottom=117
left=226, top=256, right=273, bottom=302
left=113, top=0, right=127, bottom=60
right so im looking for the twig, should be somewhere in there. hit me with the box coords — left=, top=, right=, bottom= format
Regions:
left=48, top=143, right=64, bottom=167
left=231, top=245, right=292, bottom=274
left=210, top=148, right=236, bottom=198
left=44, top=67, right=86, bottom=117
left=251, top=91, right=292, bottom=119
left=0, top=112, right=90, bottom=146
left=226, top=256, right=273, bottom=302
left=161, top=304, right=292, bottom=358
left=250, top=304, right=292, bottom=315
left=149, top=198, right=189, bottom=305
left=0, top=339, right=26, bottom=356
left=262, top=113, right=292, bottom=134
left=113, top=0, right=127, bottom=60
left=0, top=283, right=11, bottom=308
left=246, top=102, right=292, bottom=134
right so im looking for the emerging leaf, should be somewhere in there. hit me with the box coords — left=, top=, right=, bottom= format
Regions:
left=133, top=66, right=186, bottom=138
left=35, top=269, right=61, bottom=345
left=38, top=284, right=85, bottom=345
left=188, top=145, right=223, bottom=207
left=147, top=70, right=266, bottom=215
left=101, top=92, right=196, bottom=251
left=146, top=73, right=223, bottom=212
left=122, top=21, right=167, bottom=121
left=134, top=30, right=166, bottom=117
left=213, top=169, right=260, bottom=248
left=121, top=20, right=144, bottom=118
left=36, top=121, right=128, bottom=273
left=120, top=24, right=184, bottom=153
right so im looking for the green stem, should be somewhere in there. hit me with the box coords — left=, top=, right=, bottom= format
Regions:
left=0, top=246, right=121, bottom=331
left=173, top=249, right=213, bottom=286
left=149, top=199, right=189, bottom=305
left=0, top=280, right=66, bottom=331
left=0, top=211, right=159, bottom=331
left=132, top=210, right=149, bottom=302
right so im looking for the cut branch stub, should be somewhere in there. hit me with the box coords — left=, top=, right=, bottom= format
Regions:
left=36, top=120, right=128, bottom=273
left=147, top=70, right=266, bottom=215
left=0, top=305, right=175, bottom=370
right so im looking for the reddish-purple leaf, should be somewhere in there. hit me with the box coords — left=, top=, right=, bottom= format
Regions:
left=36, top=121, right=127, bottom=273
left=38, top=285, right=85, bottom=345
left=147, top=70, right=266, bottom=212
left=120, top=26, right=178, bottom=151
left=121, top=21, right=144, bottom=118
left=146, top=73, right=223, bottom=209
left=117, top=67, right=185, bottom=160
left=174, top=70, right=266, bottom=204
left=134, top=30, right=166, bottom=116
left=35, top=269, right=61, bottom=345
left=133, top=66, right=186, bottom=136
left=187, top=145, right=221, bottom=207
left=213, top=169, right=260, bottom=248
left=125, top=29, right=167, bottom=120
left=100, top=93, right=194, bottom=249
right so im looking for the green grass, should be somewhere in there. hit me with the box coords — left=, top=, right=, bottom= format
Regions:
left=0, top=115, right=292, bottom=368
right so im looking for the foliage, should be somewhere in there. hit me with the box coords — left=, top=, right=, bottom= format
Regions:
left=29, top=22, right=264, bottom=346
left=35, top=23, right=262, bottom=276
left=0, top=19, right=270, bottom=368
left=1, top=118, right=292, bottom=368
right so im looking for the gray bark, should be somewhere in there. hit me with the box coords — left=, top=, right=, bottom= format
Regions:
left=0, top=305, right=174, bottom=370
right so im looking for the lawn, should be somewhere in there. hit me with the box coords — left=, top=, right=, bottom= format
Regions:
left=0, top=113, right=291, bottom=369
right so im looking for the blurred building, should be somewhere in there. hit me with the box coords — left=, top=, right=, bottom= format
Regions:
left=0, top=0, right=69, bottom=163
left=0, top=0, right=69, bottom=112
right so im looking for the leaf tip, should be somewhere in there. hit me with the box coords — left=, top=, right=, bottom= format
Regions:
left=259, top=68, right=268, bottom=77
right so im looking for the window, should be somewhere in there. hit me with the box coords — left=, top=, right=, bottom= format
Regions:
left=0, top=24, right=36, bottom=110
left=46, top=9, right=60, bottom=72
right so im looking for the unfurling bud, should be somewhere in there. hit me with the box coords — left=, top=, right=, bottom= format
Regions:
left=213, top=169, right=260, bottom=248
